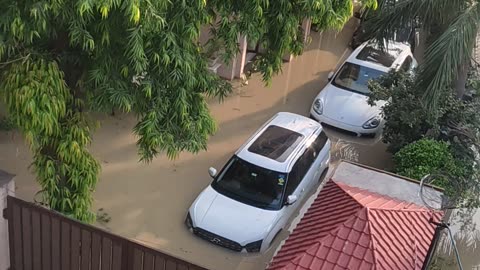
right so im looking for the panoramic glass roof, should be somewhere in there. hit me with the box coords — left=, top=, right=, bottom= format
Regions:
left=248, top=125, right=303, bottom=162
left=356, top=45, right=401, bottom=67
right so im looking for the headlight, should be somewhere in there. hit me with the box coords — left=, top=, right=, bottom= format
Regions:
left=313, top=99, right=323, bottom=115
left=245, top=240, right=263, bottom=253
left=362, top=116, right=381, bottom=129
left=185, top=212, right=193, bottom=229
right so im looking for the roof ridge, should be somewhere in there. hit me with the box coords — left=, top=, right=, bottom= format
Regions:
left=333, top=180, right=430, bottom=209
left=369, top=207, right=444, bottom=214
left=365, top=208, right=379, bottom=270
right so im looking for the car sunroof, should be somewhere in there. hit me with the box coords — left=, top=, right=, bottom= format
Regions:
left=248, top=125, right=303, bottom=162
left=356, top=45, right=400, bottom=67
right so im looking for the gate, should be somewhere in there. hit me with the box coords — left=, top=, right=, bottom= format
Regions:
left=4, top=196, right=207, bottom=270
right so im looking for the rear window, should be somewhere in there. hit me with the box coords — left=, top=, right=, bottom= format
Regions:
left=356, top=45, right=400, bottom=67
left=248, top=125, right=303, bottom=162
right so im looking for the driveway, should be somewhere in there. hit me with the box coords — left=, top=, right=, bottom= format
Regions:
left=0, top=19, right=393, bottom=270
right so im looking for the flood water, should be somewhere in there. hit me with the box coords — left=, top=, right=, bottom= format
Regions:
left=432, top=209, right=480, bottom=270
left=0, top=18, right=393, bottom=270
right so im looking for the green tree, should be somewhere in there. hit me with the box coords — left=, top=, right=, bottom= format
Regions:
left=365, top=0, right=480, bottom=108
left=394, top=138, right=478, bottom=207
left=368, top=70, right=480, bottom=155
left=369, top=71, right=480, bottom=207
left=0, top=0, right=377, bottom=222
left=368, top=71, right=450, bottom=152
left=394, top=138, right=458, bottom=182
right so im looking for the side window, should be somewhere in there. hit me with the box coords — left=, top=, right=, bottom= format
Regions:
left=400, top=56, right=413, bottom=72
left=285, top=148, right=315, bottom=196
left=311, top=131, right=328, bottom=158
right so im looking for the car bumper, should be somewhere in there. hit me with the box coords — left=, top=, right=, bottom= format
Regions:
left=186, top=212, right=264, bottom=253
left=310, top=110, right=380, bottom=137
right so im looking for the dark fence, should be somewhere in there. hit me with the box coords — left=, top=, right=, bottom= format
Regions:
left=5, top=196, right=207, bottom=270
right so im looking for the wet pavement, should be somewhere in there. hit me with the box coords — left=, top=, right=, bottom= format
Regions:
left=0, top=18, right=393, bottom=270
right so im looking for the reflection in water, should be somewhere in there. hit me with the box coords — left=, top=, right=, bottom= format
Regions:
left=330, top=139, right=359, bottom=164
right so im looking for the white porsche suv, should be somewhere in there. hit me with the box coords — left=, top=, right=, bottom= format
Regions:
left=310, top=41, right=417, bottom=137
left=186, top=112, right=330, bottom=252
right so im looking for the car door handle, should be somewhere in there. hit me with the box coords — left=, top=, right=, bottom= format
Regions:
left=301, top=188, right=305, bottom=193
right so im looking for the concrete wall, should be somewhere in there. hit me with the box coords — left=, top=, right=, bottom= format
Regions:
left=333, top=162, right=443, bottom=209
left=0, top=170, right=15, bottom=270
left=199, top=18, right=313, bottom=79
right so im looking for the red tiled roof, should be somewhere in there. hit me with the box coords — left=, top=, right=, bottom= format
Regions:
left=267, top=180, right=443, bottom=270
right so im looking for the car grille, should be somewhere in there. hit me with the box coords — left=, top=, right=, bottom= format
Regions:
left=193, top=227, right=243, bottom=252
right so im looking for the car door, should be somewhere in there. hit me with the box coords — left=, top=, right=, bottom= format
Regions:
left=308, top=131, right=330, bottom=190
left=272, top=151, right=312, bottom=233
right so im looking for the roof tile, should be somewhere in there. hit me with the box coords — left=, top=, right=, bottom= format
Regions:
left=322, top=261, right=335, bottom=270
left=358, top=232, right=371, bottom=248
left=347, top=230, right=362, bottom=243
left=347, top=256, right=362, bottom=269
left=342, top=241, right=355, bottom=255
left=336, top=252, right=351, bottom=268
left=353, top=217, right=367, bottom=232
left=326, top=249, right=340, bottom=264
left=267, top=179, right=443, bottom=270
left=352, top=244, right=367, bottom=259
left=298, top=253, right=314, bottom=268
left=332, top=237, right=345, bottom=251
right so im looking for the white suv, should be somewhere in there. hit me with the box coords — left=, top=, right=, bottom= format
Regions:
left=186, top=112, right=330, bottom=252
left=310, top=41, right=417, bottom=137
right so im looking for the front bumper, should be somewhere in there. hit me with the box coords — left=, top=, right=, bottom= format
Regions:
left=310, top=110, right=380, bottom=137
left=193, top=227, right=244, bottom=252
left=186, top=214, right=262, bottom=253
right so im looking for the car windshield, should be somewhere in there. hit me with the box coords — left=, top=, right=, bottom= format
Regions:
left=332, top=62, right=386, bottom=95
left=212, top=156, right=286, bottom=210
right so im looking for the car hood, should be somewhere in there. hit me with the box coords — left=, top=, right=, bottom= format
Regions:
left=320, top=84, right=386, bottom=126
left=190, top=186, right=280, bottom=245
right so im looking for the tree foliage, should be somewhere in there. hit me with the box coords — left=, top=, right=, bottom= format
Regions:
left=393, top=138, right=458, bottom=183
left=1, top=60, right=100, bottom=222
left=368, top=71, right=450, bottom=152
left=0, top=0, right=375, bottom=221
left=369, top=70, right=480, bottom=207
left=210, top=0, right=378, bottom=82
left=365, top=0, right=480, bottom=108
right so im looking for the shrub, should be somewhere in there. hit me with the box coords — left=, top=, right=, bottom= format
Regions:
left=368, top=71, right=446, bottom=153
left=393, top=139, right=457, bottom=183
left=373, top=71, right=480, bottom=207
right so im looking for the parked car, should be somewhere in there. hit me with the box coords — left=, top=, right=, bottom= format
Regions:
left=186, top=112, right=331, bottom=253
left=310, top=41, right=417, bottom=137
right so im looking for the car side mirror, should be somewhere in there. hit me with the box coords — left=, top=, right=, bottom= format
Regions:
left=208, top=167, right=217, bottom=178
left=286, top=195, right=298, bottom=205
left=327, top=71, right=334, bottom=81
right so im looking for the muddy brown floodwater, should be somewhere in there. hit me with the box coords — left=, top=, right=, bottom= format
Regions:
left=0, top=18, right=393, bottom=270
left=432, top=209, right=480, bottom=269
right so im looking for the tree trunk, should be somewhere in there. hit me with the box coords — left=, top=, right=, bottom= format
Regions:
left=413, top=27, right=428, bottom=64
left=454, top=61, right=468, bottom=99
